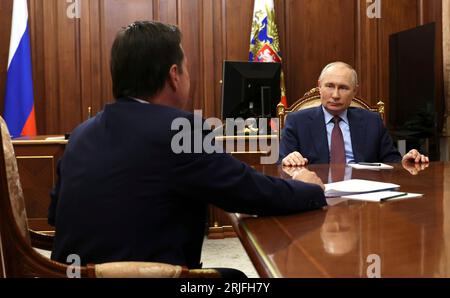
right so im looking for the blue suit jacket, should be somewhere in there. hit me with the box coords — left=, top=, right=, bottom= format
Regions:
left=279, top=106, right=402, bottom=164
left=49, top=97, right=326, bottom=268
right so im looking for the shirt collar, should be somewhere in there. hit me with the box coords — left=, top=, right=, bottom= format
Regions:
left=322, top=105, right=349, bottom=125
left=130, top=97, right=150, bottom=104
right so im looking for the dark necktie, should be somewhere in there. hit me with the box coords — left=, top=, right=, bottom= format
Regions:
left=330, top=116, right=346, bottom=164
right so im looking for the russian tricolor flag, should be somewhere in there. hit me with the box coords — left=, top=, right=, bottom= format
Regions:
left=3, top=0, right=36, bottom=138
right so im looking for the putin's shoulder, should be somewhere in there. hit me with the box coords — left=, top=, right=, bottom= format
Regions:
left=286, top=106, right=322, bottom=122
left=347, top=107, right=382, bottom=121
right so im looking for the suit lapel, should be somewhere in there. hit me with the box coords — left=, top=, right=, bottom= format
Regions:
left=307, top=106, right=329, bottom=162
left=348, top=108, right=366, bottom=162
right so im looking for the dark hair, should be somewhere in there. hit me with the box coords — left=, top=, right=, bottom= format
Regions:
left=110, top=21, right=184, bottom=100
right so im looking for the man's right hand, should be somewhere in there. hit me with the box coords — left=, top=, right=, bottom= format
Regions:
left=282, top=151, right=309, bottom=166
left=402, top=159, right=430, bottom=175
left=292, top=168, right=325, bottom=191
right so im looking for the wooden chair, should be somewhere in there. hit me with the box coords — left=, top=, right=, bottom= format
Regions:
left=0, top=116, right=220, bottom=278
left=276, top=87, right=385, bottom=131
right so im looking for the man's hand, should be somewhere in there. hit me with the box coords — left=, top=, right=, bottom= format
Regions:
left=292, top=168, right=325, bottom=191
left=282, top=151, right=309, bottom=166
left=402, top=149, right=429, bottom=163
left=402, top=160, right=430, bottom=175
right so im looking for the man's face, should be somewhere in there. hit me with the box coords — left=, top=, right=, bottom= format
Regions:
left=318, top=66, right=358, bottom=116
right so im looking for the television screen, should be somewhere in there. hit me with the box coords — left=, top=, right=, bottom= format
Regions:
left=221, top=61, right=281, bottom=120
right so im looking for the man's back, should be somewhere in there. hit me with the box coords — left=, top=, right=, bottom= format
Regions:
left=50, top=98, right=208, bottom=268
left=50, top=98, right=326, bottom=268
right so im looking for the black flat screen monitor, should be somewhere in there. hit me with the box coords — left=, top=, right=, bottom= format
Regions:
left=221, top=61, right=281, bottom=120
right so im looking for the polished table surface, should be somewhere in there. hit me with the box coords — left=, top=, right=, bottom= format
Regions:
left=230, top=162, right=450, bottom=278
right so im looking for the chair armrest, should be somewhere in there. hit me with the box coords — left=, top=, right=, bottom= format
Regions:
left=30, top=229, right=54, bottom=251
left=91, top=262, right=221, bottom=278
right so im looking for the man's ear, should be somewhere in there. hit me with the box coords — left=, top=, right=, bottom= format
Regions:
left=353, top=84, right=359, bottom=96
left=167, top=64, right=179, bottom=91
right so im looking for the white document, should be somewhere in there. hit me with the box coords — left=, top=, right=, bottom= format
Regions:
left=342, top=191, right=423, bottom=202
left=325, top=179, right=399, bottom=198
left=45, top=136, right=66, bottom=141
left=348, top=163, right=394, bottom=170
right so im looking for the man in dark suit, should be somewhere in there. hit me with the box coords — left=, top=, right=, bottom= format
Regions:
left=48, top=21, right=327, bottom=274
left=280, top=62, right=429, bottom=167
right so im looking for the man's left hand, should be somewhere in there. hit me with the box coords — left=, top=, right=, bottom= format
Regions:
left=402, top=149, right=429, bottom=163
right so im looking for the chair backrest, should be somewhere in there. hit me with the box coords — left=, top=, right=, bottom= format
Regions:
left=276, top=87, right=385, bottom=131
left=0, top=116, right=74, bottom=277
left=0, top=117, right=220, bottom=278
left=0, top=117, right=30, bottom=242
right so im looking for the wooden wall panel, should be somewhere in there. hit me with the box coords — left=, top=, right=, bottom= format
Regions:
left=79, top=0, right=102, bottom=120
left=156, top=0, right=179, bottom=25
left=223, top=0, right=253, bottom=60
left=356, top=0, right=380, bottom=104
left=179, top=0, right=201, bottom=111
left=29, top=0, right=82, bottom=134
left=284, top=0, right=356, bottom=105
left=0, top=0, right=444, bottom=136
left=199, top=0, right=215, bottom=118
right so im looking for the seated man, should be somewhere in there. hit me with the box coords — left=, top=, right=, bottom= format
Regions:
left=280, top=61, right=429, bottom=167
left=48, top=21, right=327, bottom=276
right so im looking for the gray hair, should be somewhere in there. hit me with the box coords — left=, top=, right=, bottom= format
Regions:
left=318, top=62, right=359, bottom=87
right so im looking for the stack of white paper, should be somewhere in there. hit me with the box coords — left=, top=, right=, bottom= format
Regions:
left=325, top=179, right=399, bottom=198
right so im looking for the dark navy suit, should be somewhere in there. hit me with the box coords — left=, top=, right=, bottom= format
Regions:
left=279, top=106, right=402, bottom=164
left=49, top=98, right=326, bottom=268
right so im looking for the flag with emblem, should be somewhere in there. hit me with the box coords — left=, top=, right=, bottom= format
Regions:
left=249, top=0, right=287, bottom=107
left=3, top=0, right=37, bottom=138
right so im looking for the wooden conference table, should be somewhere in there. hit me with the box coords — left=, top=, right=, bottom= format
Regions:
left=229, top=162, right=450, bottom=278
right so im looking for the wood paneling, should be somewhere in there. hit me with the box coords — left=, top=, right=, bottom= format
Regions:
left=379, top=0, right=419, bottom=120
left=179, top=0, right=202, bottom=111
left=13, top=138, right=67, bottom=232
left=284, top=0, right=356, bottom=105
left=28, top=0, right=83, bottom=134
left=0, top=0, right=444, bottom=136
left=356, top=0, right=380, bottom=103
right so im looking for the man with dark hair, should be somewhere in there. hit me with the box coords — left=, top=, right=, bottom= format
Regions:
left=110, top=21, right=185, bottom=100
left=48, top=21, right=327, bottom=277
